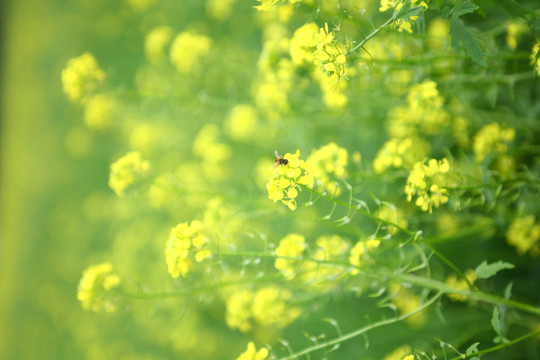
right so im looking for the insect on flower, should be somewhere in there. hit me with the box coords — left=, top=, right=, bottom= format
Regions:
left=274, top=150, right=289, bottom=167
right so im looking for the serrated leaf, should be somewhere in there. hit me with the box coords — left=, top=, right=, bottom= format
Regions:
left=466, top=342, right=480, bottom=355
left=449, top=16, right=487, bottom=67
left=475, top=260, right=515, bottom=279
left=453, top=0, right=478, bottom=16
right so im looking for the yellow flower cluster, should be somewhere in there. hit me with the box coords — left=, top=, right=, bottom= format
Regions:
left=108, top=151, right=151, bottom=196
left=506, top=215, right=540, bottom=256
left=290, top=22, right=318, bottom=66
left=170, top=31, right=212, bottom=73
left=144, top=26, right=174, bottom=64
left=307, top=142, right=349, bottom=196
left=267, top=149, right=317, bottom=210
left=165, top=220, right=211, bottom=278
left=472, top=122, right=515, bottom=163
left=405, top=158, right=450, bottom=213
left=77, top=263, right=121, bottom=312
left=380, top=0, right=428, bottom=33
left=373, top=137, right=430, bottom=174
left=226, top=286, right=301, bottom=332
left=255, top=33, right=294, bottom=119
left=274, top=233, right=307, bottom=279
left=389, top=283, right=426, bottom=327
left=387, top=80, right=450, bottom=139
left=312, top=23, right=347, bottom=79
left=225, top=104, right=259, bottom=141
left=445, top=269, right=477, bottom=302
left=236, top=342, right=269, bottom=360
left=61, top=52, right=106, bottom=102
left=531, top=39, right=540, bottom=76
left=349, top=239, right=381, bottom=275
left=83, top=93, right=117, bottom=131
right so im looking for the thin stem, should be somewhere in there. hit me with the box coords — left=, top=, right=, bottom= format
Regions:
left=276, top=291, right=443, bottom=360
left=346, top=16, right=395, bottom=56
left=449, top=329, right=540, bottom=360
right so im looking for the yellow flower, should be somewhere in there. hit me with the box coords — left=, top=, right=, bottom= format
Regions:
left=389, top=283, right=426, bottom=327
left=384, top=345, right=413, bottom=360
left=290, top=22, right=319, bottom=66
left=266, top=149, right=317, bottom=210
left=506, top=20, right=527, bottom=50
left=83, top=94, right=117, bottom=131
left=349, top=239, right=380, bottom=274
left=61, top=52, right=106, bottom=102
left=446, top=269, right=477, bottom=302
left=531, top=39, right=540, bottom=76
left=225, top=105, right=259, bottom=141
left=236, top=342, right=269, bottom=360
left=206, top=0, right=237, bottom=20
left=170, top=31, right=212, bottom=73
left=373, top=137, right=430, bottom=174
left=473, top=122, right=515, bottom=163
left=506, top=215, right=540, bottom=256
left=307, top=142, right=349, bottom=195
left=226, top=289, right=255, bottom=333
left=274, top=233, right=307, bottom=279
left=144, top=26, right=174, bottom=64
left=165, top=220, right=211, bottom=278
left=405, top=158, right=450, bottom=213
left=108, top=151, right=150, bottom=197
left=77, top=263, right=121, bottom=312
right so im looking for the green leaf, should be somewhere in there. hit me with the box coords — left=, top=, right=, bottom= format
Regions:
left=449, top=16, right=487, bottom=67
left=475, top=260, right=515, bottom=279
left=491, top=307, right=502, bottom=335
left=453, top=0, right=478, bottom=16
left=466, top=342, right=480, bottom=355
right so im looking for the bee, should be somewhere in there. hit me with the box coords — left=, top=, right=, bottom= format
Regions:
left=274, top=150, right=289, bottom=167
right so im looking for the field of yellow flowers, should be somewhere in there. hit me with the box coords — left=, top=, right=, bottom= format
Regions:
left=2, top=1, right=540, bottom=359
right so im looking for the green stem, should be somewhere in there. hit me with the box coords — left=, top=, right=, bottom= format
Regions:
left=276, top=291, right=443, bottom=360
left=346, top=16, right=395, bottom=56
left=449, top=329, right=540, bottom=360
left=128, top=250, right=540, bottom=316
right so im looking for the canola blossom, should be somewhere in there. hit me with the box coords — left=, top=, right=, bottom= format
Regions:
left=405, top=158, right=451, bottom=213
left=165, top=220, right=211, bottom=278
left=77, top=263, right=121, bottom=312
left=108, top=151, right=151, bottom=196
left=61, top=52, right=106, bottom=102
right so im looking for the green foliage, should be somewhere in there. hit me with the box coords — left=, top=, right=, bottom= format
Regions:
left=447, top=0, right=487, bottom=67
left=475, top=260, right=515, bottom=279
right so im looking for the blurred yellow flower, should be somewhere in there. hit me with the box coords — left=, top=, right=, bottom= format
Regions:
left=108, top=151, right=150, bottom=196
left=61, top=52, right=106, bottom=102
left=144, top=26, right=174, bottom=64
left=236, top=342, right=269, bottom=360
left=170, top=31, right=212, bottom=73
left=165, top=220, right=211, bottom=278
left=77, top=263, right=121, bottom=312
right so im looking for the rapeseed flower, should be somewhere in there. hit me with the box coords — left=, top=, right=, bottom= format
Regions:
left=83, top=93, right=117, bottom=131
left=446, top=269, right=477, bottom=302
left=405, top=158, right=450, bottom=213
left=473, top=122, right=515, bottom=163
left=307, top=142, right=349, bottom=195
left=373, top=137, right=429, bottom=174
left=274, top=233, right=307, bottom=279
left=61, top=52, right=106, bottom=102
left=236, top=342, right=269, bottom=360
left=144, top=26, right=174, bottom=64
left=349, top=239, right=380, bottom=274
left=108, top=151, right=150, bottom=196
left=165, top=220, right=211, bottom=278
left=225, top=105, right=259, bottom=141
left=389, top=283, right=426, bottom=327
left=531, top=39, right=540, bottom=76
left=506, top=215, right=540, bottom=256
left=170, top=31, right=212, bottom=73
left=266, top=149, right=317, bottom=210
left=77, top=262, right=121, bottom=312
